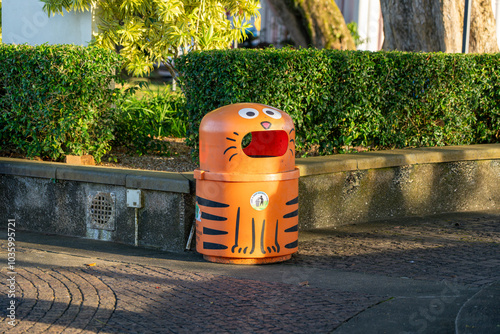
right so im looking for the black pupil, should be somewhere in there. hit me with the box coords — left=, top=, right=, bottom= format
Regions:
left=247, top=112, right=255, bottom=117
left=266, top=111, right=274, bottom=116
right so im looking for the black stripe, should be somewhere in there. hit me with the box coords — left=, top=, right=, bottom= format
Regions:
left=201, top=212, right=227, bottom=221
left=283, top=209, right=298, bottom=219
left=203, top=227, right=228, bottom=235
left=289, top=128, right=295, bottom=134
left=286, top=197, right=298, bottom=205
left=260, top=220, right=266, bottom=254
left=285, top=240, right=298, bottom=249
left=197, top=196, right=229, bottom=208
left=232, top=207, right=241, bottom=253
left=224, top=146, right=237, bottom=155
left=250, top=218, right=255, bottom=254
left=203, top=242, right=228, bottom=250
left=285, top=224, right=298, bottom=233
left=226, top=137, right=236, bottom=142
left=233, top=132, right=240, bottom=136
left=274, top=220, right=280, bottom=253
left=229, top=153, right=238, bottom=161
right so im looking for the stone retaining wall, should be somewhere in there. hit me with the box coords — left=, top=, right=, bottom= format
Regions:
left=0, top=160, right=195, bottom=251
left=1, top=144, right=499, bottom=251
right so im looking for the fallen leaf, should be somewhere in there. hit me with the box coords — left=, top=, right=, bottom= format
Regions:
left=86, top=263, right=97, bottom=267
left=299, top=281, right=309, bottom=287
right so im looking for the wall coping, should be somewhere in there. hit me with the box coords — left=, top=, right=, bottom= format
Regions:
left=1, top=144, right=500, bottom=187
left=0, top=158, right=192, bottom=194
left=296, top=144, right=500, bottom=176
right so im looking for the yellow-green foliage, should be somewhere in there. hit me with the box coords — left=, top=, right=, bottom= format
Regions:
left=41, top=0, right=260, bottom=76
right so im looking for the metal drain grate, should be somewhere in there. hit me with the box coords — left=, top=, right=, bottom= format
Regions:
left=88, top=192, right=116, bottom=231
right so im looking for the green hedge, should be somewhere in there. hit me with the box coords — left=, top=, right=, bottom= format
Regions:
left=177, top=48, right=500, bottom=156
left=0, top=44, right=123, bottom=162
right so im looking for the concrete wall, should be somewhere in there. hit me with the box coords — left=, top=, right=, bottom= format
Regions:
left=0, top=159, right=195, bottom=251
left=297, top=144, right=500, bottom=229
left=1, top=144, right=499, bottom=251
left=2, top=0, right=93, bottom=45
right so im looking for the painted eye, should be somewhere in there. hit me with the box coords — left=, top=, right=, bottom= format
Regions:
left=238, top=108, right=259, bottom=119
left=263, top=108, right=282, bottom=119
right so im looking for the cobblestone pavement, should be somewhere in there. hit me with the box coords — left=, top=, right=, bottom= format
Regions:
left=0, top=211, right=499, bottom=333
left=291, top=211, right=500, bottom=286
left=0, top=264, right=380, bottom=333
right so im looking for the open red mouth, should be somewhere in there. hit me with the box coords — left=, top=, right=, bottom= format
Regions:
left=242, top=130, right=289, bottom=158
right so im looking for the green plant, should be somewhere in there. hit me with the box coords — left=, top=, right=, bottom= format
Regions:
left=41, top=0, right=260, bottom=77
left=347, top=22, right=367, bottom=48
left=177, top=48, right=500, bottom=157
left=0, top=44, right=123, bottom=162
left=113, top=87, right=187, bottom=156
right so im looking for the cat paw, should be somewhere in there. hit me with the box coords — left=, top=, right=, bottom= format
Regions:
left=232, top=245, right=253, bottom=254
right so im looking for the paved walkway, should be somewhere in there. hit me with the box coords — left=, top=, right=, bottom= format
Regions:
left=1, top=211, right=499, bottom=333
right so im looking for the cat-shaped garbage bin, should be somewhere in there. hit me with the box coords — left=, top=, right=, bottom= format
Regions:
left=194, top=103, right=299, bottom=264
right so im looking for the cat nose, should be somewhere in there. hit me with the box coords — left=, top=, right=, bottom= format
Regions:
left=261, top=121, right=271, bottom=130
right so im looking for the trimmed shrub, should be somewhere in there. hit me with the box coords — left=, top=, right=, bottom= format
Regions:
left=0, top=44, right=123, bottom=162
left=177, top=48, right=500, bottom=156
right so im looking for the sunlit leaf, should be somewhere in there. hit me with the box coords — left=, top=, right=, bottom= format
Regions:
left=41, top=0, right=260, bottom=76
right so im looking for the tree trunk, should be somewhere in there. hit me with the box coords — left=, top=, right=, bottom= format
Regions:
left=380, top=0, right=498, bottom=53
left=266, top=0, right=356, bottom=50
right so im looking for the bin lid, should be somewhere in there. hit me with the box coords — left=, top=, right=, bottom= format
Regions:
left=199, top=103, right=296, bottom=174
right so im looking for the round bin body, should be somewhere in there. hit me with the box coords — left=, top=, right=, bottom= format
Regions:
left=195, top=103, right=299, bottom=264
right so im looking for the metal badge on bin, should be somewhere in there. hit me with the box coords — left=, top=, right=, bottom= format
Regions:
left=194, top=103, right=299, bottom=264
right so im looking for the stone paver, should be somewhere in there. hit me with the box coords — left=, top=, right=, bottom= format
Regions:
left=292, top=212, right=500, bottom=286
left=1, top=264, right=379, bottom=333
left=0, top=211, right=499, bottom=333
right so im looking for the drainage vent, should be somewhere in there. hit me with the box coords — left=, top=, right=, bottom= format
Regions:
left=89, top=192, right=116, bottom=231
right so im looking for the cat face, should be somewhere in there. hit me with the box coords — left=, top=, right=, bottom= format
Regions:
left=199, top=103, right=296, bottom=174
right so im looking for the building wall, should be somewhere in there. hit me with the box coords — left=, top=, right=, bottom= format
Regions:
left=2, top=0, right=93, bottom=45
left=492, top=0, right=500, bottom=47
left=335, top=0, right=384, bottom=51
left=258, top=0, right=290, bottom=47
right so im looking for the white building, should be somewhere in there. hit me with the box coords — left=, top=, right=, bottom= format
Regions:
left=493, top=0, right=500, bottom=44
left=2, top=0, right=94, bottom=45
left=257, top=0, right=291, bottom=48
left=335, top=0, right=384, bottom=51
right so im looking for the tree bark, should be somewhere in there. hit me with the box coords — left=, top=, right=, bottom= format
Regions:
left=266, top=0, right=356, bottom=50
left=380, top=0, right=498, bottom=53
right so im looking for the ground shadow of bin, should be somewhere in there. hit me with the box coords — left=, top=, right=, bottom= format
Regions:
left=194, top=103, right=299, bottom=264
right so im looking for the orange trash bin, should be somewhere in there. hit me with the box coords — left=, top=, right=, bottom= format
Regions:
left=194, top=103, right=299, bottom=264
